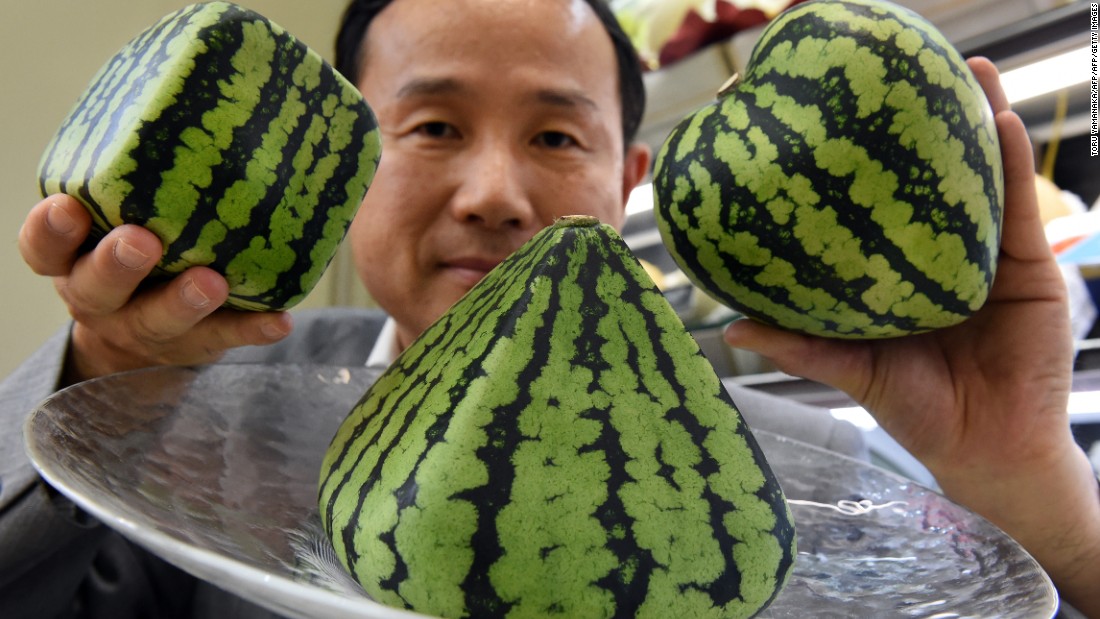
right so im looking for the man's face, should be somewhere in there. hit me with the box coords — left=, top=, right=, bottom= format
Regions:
left=347, top=0, right=650, bottom=349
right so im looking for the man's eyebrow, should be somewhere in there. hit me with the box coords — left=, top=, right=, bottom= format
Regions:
left=531, top=88, right=599, bottom=112
left=395, top=77, right=466, bottom=100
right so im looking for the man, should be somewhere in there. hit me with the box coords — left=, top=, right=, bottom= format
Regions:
left=4, top=0, right=1098, bottom=616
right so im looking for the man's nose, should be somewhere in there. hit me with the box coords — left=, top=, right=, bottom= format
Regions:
left=449, top=141, right=536, bottom=230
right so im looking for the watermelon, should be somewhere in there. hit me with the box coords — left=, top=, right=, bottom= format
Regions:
left=319, top=216, right=795, bottom=618
left=652, top=0, right=1003, bottom=338
left=37, top=2, right=381, bottom=311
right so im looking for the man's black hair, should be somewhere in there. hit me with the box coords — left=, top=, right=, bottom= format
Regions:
left=333, top=0, right=647, bottom=146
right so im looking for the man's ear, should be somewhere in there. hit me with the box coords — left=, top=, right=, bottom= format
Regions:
left=621, top=142, right=652, bottom=205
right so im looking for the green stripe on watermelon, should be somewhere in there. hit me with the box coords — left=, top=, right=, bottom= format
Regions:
left=37, top=2, right=381, bottom=311
left=319, top=216, right=795, bottom=618
left=653, top=0, right=1003, bottom=338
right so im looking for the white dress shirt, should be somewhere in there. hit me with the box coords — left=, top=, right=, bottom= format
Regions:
left=365, top=317, right=399, bottom=369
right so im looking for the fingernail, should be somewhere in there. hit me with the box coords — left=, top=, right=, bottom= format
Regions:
left=260, top=315, right=290, bottom=339
left=113, top=238, right=151, bottom=270
left=46, top=202, right=76, bottom=235
left=181, top=278, right=211, bottom=308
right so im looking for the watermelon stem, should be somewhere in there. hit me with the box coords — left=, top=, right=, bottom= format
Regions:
left=555, top=215, right=601, bottom=228
left=717, top=72, right=742, bottom=98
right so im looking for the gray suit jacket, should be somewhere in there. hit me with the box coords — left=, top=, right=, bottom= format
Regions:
left=0, top=307, right=863, bottom=618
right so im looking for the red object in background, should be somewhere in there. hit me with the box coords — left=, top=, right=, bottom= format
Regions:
left=657, top=0, right=809, bottom=68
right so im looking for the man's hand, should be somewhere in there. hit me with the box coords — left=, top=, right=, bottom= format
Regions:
left=724, top=57, right=1100, bottom=615
left=19, top=194, right=292, bottom=384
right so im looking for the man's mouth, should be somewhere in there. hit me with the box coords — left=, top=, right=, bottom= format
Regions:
left=442, top=257, right=503, bottom=287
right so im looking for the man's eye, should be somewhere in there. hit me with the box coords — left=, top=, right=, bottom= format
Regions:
left=536, top=131, right=577, bottom=149
left=415, top=121, right=456, bottom=138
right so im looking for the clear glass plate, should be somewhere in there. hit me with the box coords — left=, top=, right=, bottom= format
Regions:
left=24, top=363, right=1058, bottom=619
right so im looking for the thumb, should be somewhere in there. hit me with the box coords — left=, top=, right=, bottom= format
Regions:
left=723, top=318, right=872, bottom=399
